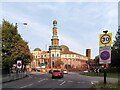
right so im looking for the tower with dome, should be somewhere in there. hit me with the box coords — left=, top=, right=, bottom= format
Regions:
left=30, top=20, right=91, bottom=71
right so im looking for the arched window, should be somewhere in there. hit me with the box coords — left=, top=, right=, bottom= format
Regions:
left=57, top=54, right=59, bottom=60
left=52, top=54, right=54, bottom=67
left=52, top=54, right=54, bottom=62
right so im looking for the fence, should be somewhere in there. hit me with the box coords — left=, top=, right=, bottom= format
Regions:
left=2, top=71, right=29, bottom=83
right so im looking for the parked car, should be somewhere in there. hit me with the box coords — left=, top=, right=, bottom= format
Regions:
left=83, top=70, right=89, bottom=73
left=36, top=69, right=40, bottom=72
left=52, top=70, right=64, bottom=78
left=63, top=70, right=68, bottom=74
left=31, top=68, right=37, bottom=72
left=49, top=70, right=53, bottom=74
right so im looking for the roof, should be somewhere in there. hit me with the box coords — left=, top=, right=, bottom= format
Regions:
left=34, top=48, right=41, bottom=51
left=61, top=50, right=79, bottom=55
left=60, top=45, right=69, bottom=51
left=61, top=50, right=87, bottom=57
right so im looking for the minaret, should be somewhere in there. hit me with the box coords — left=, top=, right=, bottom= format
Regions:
left=49, top=20, right=61, bottom=68
left=51, top=20, right=59, bottom=46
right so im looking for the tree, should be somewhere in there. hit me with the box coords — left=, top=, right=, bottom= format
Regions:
left=111, top=26, right=120, bottom=67
left=54, top=60, right=64, bottom=68
left=1, top=19, right=33, bottom=74
left=2, top=20, right=19, bottom=74
left=11, top=39, right=33, bottom=71
left=94, top=55, right=99, bottom=64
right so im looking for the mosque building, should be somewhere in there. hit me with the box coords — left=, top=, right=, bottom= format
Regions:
left=30, top=20, right=91, bottom=71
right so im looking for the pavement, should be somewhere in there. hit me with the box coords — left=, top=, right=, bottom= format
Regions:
left=2, top=72, right=29, bottom=83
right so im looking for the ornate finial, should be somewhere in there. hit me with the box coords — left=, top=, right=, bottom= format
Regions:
left=53, top=20, right=57, bottom=27
left=53, top=20, right=57, bottom=25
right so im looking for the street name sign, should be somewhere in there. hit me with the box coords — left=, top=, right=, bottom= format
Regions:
left=17, top=60, right=22, bottom=68
left=99, top=46, right=111, bottom=64
left=99, top=33, right=112, bottom=46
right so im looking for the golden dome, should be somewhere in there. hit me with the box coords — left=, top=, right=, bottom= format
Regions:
left=53, top=20, right=57, bottom=25
left=34, top=48, right=41, bottom=51
left=60, top=45, right=69, bottom=51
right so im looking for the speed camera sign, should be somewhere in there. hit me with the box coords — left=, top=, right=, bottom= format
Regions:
left=101, top=34, right=110, bottom=44
left=99, top=33, right=112, bottom=46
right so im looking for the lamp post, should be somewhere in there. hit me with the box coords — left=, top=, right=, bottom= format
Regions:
left=15, top=22, right=27, bottom=73
left=15, top=22, right=27, bottom=26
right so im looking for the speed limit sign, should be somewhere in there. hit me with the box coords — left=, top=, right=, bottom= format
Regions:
left=99, top=33, right=112, bottom=46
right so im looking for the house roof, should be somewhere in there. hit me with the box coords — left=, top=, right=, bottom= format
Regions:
left=34, top=48, right=41, bottom=51
left=61, top=50, right=87, bottom=57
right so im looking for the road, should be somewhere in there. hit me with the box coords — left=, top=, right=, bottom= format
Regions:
left=2, top=72, right=118, bottom=90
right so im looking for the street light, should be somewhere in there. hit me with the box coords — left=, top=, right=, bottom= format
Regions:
left=15, top=22, right=28, bottom=73
left=15, top=22, right=27, bottom=25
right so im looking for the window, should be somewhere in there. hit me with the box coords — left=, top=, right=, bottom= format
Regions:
left=65, top=59, right=67, bottom=62
left=65, top=54, right=67, bottom=57
left=69, top=54, right=71, bottom=57
left=57, top=54, right=59, bottom=60
left=52, top=54, right=54, bottom=62
left=44, top=55, right=46, bottom=57
left=72, top=59, right=74, bottom=61
left=72, top=54, right=74, bottom=57
left=68, top=59, right=70, bottom=62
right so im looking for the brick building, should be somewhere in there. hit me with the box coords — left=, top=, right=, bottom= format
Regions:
left=30, top=20, right=91, bottom=71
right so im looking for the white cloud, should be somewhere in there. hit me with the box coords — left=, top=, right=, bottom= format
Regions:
left=1, top=2, right=118, bottom=58
left=1, top=0, right=119, bottom=2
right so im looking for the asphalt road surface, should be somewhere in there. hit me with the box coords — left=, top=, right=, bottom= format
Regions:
left=2, top=72, right=118, bottom=90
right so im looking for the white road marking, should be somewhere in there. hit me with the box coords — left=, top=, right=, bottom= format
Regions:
left=38, top=78, right=47, bottom=82
left=20, top=83, right=33, bottom=88
left=58, top=80, right=63, bottom=82
left=44, top=78, right=48, bottom=80
left=67, top=81, right=73, bottom=82
left=91, top=81, right=98, bottom=84
left=77, top=82, right=86, bottom=83
left=60, top=81, right=66, bottom=86
left=38, top=79, right=44, bottom=82
left=91, top=82, right=94, bottom=84
left=50, top=88, right=54, bottom=90
left=81, top=82, right=85, bottom=83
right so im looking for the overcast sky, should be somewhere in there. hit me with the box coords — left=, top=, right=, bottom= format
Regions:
left=1, top=0, right=118, bottom=59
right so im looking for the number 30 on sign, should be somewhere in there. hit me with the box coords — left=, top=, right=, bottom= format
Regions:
left=99, top=33, right=112, bottom=46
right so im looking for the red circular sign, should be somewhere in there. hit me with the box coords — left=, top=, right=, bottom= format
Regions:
left=100, top=50, right=110, bottom=60
left=100, top=34, right=111, bottom=44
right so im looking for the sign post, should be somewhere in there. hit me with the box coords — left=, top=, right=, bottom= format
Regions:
left=17, top=60, right=22, bottom=69
left=99, top=30, right=112, bottom=84
left=17, top=60, right=22, bottom=74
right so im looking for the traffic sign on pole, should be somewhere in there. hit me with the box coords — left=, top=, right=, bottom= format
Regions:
left=99, top=33, right=112, bottom=46
left=99, top=46, right=111, bottom=64
left=17, top=60, right=22, bottom=68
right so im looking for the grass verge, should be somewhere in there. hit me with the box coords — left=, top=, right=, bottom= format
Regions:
left=91, top=81, right=120, bottom=89
left=80, top=72, right=119, bottom=78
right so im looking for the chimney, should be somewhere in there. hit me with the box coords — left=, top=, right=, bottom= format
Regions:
left=86, top=49, right=91, bottom=60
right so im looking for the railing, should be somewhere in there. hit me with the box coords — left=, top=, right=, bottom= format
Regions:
left=2, top=71, right=29, bottom=83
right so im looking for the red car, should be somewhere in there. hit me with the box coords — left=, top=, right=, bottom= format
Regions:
left=52, top=70, right=64, bottom=78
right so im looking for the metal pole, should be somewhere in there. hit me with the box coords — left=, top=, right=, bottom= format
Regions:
left=104, top=64, right=106, bottom=84
left=103, top=30, right=108, bottom=84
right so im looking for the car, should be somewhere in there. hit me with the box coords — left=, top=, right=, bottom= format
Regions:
left=84, top=70, right=89, bottom=73
left=49, top=70, right=53, bottom=74
left=63, top=70, right=68, bottom=74
left=31, top=68, right=37, bottom=72
left=52, top=70, right=64, bottom=78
